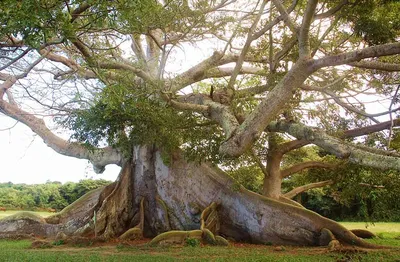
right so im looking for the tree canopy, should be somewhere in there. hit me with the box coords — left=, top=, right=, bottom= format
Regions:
left=1, top=0, right=400, bottom=204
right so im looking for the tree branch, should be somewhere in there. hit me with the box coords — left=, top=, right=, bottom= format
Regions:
left=281, top=161, right=336, bottom=178
left=267, top=121, right=400, bottom=170
left=169, top=51, right=223, bottom=93
left=314, top=0, right=348, bottom=19
left=0, top=100, right=123, bottom=173
left=348, top=61, right=400, bottom=72
left=342, top=119, right=400, bottom=138
left=226, top=0, right=267, bottom=91
left=278, top=139, right=310, bottom=154
left=219, top=59, right=312, bottom=157
left=298, top=0, right=318, bottom=58
left=284, top=180, right=334, bottom=199
left=312, top=42, right=400, bottom=70
left=271, top=0, right=298, bottom=35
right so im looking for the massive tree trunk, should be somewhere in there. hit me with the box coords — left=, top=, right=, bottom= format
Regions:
left=0, top=147, right=384, bottom=248
left=35, top=146, right=379, bottom=248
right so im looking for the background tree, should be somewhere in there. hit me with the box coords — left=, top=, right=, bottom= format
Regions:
left=1, top=0, right=400, bottom=247
left=0, top=180, right=111, bottom=210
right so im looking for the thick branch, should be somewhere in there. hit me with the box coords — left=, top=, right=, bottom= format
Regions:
left=174, top=93, right=239, bottom=138
left=281, top=161, right=336, bottom=178
left=169, top=51, right=223, bottom=93
left=207, top=101, right=240, bottom=139
left=348, top=61, right=400, bottom=72
left=312, top=42, right=400, bottom=70
left=343, top=119, right=400, bottom=138
left=267, top=121, right=400, bottom=170
left=220, top=59, right=312, bottom=157
left=278, top=139, right=310, bottom=154
left=284, top=180, right=334, bottom=199
left=204, top=66, right=266, bottom=79
left=71, top=3, right=91, bottom=22
left=0, top=100, right=123, bottom=172
left=298, top=0, right=318, bottom=58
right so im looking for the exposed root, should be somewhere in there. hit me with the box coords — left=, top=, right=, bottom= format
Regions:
left=319, top=218, right=391, bottom=249
left=200, top=202, right=219, bottom=234
left=119, top=198, right=145, bottom=240
left=318, top=228, right=342, bottom=251
left=94, top=162, right=137, bottom=239
left=328, top=240, right=342, bottom=251
left=149, top=230, right=203, bottom=245
left=350, top=229, right=377, bottom=239
left=319, top=228, right=336, bottom=246
left=150, top=202, right=228, bottom=246
left=155, top=196, right=171, bottom=231
left=119, top=227, right=143, bottom=240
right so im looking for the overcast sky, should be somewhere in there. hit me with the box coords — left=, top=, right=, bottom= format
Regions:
left=0, top=115, right=120, bottom=184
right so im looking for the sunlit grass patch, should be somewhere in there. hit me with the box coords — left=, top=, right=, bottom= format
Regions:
left=339, top=222, right=400, bottom=233
left=0, top=222, right=398, bottom=261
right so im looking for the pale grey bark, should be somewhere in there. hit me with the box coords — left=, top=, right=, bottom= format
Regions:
left=267, top=121, right=400, bottom=171
left=220, top=59, right=313, bottom=157
left=312, top=42, right=400, bottom=70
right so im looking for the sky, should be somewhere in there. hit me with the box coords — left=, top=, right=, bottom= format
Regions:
left=0, top=115, right=120, bottom=184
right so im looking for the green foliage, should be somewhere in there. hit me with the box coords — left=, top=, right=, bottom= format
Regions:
left=185, top=237, right=200, bottom=247
left=0, top=0, right=71, bottom=47
left=0, top=0, right=228, bottom=49
left=228, top=165, right=263, bottom=194
left=0, top=179, right=111, bottom=211
left=340, top=0, right=400, bottom=45
left=60, top=81, right=225, bottom=163
left=295, top=162, right=400, bottom=221
left=52, top=240, right=65, bottom=246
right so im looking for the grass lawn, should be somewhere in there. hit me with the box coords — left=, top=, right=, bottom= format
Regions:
left=0, top=221, right=399, bottom=261
left=339, top=222, right=400, bottom=233
left=0, top=239, right=399, bottom=262
left=0, top=210, right=53, bottom=220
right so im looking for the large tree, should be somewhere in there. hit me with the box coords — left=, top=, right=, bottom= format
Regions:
left=1, top=0, right=400, bottom=247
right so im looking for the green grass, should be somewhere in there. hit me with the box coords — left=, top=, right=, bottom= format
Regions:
left=0, top=239, right=399, bottom=262
left=339, top=222, right=400, bottom=248
left=0, top=210, right=52, bottom=220
left=0, top=222, right=399, bottom=261
left=339, top=222, right=400, bottom=233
